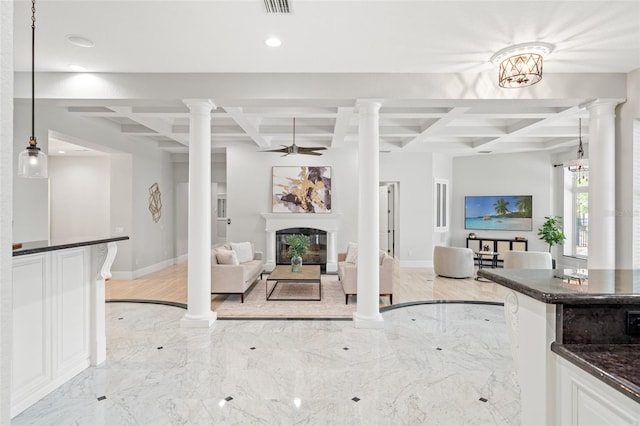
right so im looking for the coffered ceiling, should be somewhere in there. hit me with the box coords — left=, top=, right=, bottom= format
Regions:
left=12, top=0, right=640, bottom=157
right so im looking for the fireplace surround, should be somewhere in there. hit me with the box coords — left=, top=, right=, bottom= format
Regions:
left=276, top=227, right=327, bottom=272
left=262, top=213, right=341, bottom=273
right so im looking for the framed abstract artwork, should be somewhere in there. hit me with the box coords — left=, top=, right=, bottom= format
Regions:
left=272, top=166, right=332, bottom=213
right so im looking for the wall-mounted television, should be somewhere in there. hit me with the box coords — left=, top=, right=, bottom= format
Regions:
left=465, top=195, right=533, bottom=231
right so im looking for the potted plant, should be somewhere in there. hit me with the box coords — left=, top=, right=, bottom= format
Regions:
left=286, top=234, right=310, bottom=272
left=538, top=216, right=566, bottom=267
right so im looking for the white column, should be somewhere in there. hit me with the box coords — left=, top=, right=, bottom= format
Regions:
left=586, top=101, right=617, bottom=269
left=265, top=230, right=276, bottom=272
left=181, top=99, right=216, bottom=328
left=354, top=100, right=384, bottom=328
left=326, top=230, right=338, bottom=273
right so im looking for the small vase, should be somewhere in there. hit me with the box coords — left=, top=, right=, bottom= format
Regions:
left=291, top=255, right=303, bottom=272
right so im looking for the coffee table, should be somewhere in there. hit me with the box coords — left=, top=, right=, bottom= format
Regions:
left=266, top=265, right=322, bottom=301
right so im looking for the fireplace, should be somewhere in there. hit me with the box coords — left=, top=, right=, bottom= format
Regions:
left=261, top=213, right=341, bottom=273
left=276, top=228, right=327, bottom=272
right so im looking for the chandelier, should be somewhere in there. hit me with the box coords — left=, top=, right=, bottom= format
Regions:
left=18, top=0, right=48, bottom=178
left=564, top=118, right=589, bottom=179
left=490, top=42, right=554, bottom=88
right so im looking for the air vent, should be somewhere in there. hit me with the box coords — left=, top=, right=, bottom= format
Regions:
left=264, top=0, right=290, bottom=14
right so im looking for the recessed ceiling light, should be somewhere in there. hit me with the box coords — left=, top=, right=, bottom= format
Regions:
left=66, top=35, right=95, bottom=48
left=265, top=37, right=282, bottom=47
left=68, top=64, right=88, bottom=72
left=57, top=150, right=65, bottom=154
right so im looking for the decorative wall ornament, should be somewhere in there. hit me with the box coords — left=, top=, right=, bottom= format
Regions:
left=272, top=166, right=331, bottom=213
left=148, top=182, right=162, bottom=222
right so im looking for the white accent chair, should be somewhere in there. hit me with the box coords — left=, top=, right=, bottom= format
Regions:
left=338, top=252, right=394, bottom=304
left=503, top=250, right=552, bottom=269
left=433, top=246, right=475, bottom=278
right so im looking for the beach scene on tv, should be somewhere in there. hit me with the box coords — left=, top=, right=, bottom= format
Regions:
left=465, top=195, right=533, bottom=231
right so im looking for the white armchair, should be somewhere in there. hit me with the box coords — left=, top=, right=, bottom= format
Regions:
left=433, top=245, right=475, bottom=278
left=503, top=250, right=552, bottom=269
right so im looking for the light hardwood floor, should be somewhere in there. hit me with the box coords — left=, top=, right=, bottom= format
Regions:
left=106, top=261, right=509, bottom=311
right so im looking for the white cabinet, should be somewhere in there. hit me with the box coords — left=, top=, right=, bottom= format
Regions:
left=556, top=356, right=640, bottom=425
left=12, top=248, right=91, bottom=417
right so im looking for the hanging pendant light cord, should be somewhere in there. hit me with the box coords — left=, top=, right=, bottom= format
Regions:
left=577, top=118, right=584, bottom=159
left=30, top=0, right=36, bottom=143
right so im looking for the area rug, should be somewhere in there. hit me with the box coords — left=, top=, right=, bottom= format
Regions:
left=214, top=275, right=357, bottom=319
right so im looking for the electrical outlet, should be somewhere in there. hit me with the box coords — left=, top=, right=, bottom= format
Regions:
left=625, top=311, right=640, bottom=335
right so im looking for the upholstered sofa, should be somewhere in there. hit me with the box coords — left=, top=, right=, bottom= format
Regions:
left=433, top=245, right=475, bottom=278
left=211, top=242, right=264, bottom=303
left=338, top=251, right=394, bottom=304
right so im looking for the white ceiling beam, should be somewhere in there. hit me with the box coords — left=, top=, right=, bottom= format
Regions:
left=402, top=107, right=470, bottom=148
left=472, top=106, right=580, bottom=149
left=223, top=106, right=271, bottom=148
left=110, top=106, right=190, bottom=146
left=331, top=107, right=355, bottom=148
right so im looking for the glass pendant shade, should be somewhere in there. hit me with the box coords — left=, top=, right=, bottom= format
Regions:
left=18, top=138, right=48, bottom=178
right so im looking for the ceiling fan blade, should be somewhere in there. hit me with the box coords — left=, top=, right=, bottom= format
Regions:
left=300, top=151, right=323, bottom=156
left=260, top=146, right=289, bottom=153
left=298, top=146, right=327, bottom=153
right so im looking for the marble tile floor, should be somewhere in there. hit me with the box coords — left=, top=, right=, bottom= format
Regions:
left=13, top=302, right=520, bottom=425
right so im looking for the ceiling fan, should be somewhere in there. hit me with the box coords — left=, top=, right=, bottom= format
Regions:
left=261, top=118, right=327, bottom=156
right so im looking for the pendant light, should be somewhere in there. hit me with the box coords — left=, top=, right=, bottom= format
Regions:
left=18, top=0, right=48, bottom=178
left=563, top=118, right=589, bottom=174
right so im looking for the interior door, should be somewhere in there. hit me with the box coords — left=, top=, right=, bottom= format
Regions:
left=379, top=184, right=395, bottom=256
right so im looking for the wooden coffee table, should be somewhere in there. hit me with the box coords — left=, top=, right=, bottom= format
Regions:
left=266, top=265, right=322, bottom=301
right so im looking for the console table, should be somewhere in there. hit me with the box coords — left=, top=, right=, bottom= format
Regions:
left=466, top=237, right=527, bottom=264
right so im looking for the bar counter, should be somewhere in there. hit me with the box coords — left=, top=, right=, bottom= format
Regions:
left=477, top=268, right=640, bottom=425
left=11, top=236, right=128, bottom=418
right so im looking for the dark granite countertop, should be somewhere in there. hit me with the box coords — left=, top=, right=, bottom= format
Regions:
left=477, top=268, right=640, bottom=304
left=551, top=342, right=640, bottom=404
left=13, top=236, right=129, bottom=257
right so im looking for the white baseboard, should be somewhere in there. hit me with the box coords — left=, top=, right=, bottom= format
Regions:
left=110, top=258, right=179, bottom=280
left=110, top=271, right=134, bottom=280
left=176, top=253, right=189, bottom=264
left=132, top=258, right=177, bottom=279
left=398, top=260, right=432, bottom=268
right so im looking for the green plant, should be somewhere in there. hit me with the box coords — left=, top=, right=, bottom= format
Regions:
left=286, top=234, right=310, bottom=258
left=538, top=216, right=566, bottom=252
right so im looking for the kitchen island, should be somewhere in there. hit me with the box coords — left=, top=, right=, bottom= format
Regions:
left=478, top=268, right=640, bottom=425
left=11, top=236, right=128, bottom=418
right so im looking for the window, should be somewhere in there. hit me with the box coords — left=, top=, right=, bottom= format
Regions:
left=434, top=178, right=448, bottom=232
left=563, top=169, right=588, bottom=258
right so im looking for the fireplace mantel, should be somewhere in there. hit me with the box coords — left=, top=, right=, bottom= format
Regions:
left=261, top=213, right=341, bottom=272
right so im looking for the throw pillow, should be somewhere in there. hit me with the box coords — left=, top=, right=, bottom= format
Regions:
left=216, top=248, right=239, bottom=265
left=345, top=242, right=358, bottom=263
left=231, top=242, right=253, bottom=264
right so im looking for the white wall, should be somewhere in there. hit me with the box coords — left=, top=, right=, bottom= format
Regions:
left=110, top=154, right=133, bottom=273
left=13, top=101, right=49, bottom=243
left=1, top=1, right=13, bottom=421
left=49, top=156, right=110, bottom=241
left=452, top=151, right=553, bottom=254
left=13, top=102, right=175, bottom=277
left=226, top=143, right=359, bottom=255
left=130, top=149, right=175, bottom=275
left=380, top=152, right=436, bottom=266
